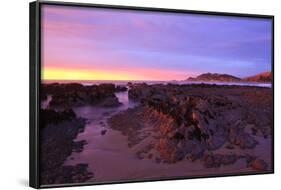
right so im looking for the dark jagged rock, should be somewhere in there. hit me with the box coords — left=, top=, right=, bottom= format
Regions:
left=203, top=154, right=239, bottom=168
left=40, top=109, right=76, bottom=128
left=73, top=140, right=88, bottom=153
left=40, top=108, right=93, bottom=185
left=110, top=83, right=272, bottom=167
left=43, top=164, right=93, bottom=184
left=101, top=129, right=107, bottom=135
left=42, top=83, right=122, bottom=108
left=115, top=85, right=127, bottom=92
left=99, top=96, right=121, bottom=107
left=41, top=92, right=47, bottom=101
left=228, top=125, right=258, bottom=149
left=245, top=155, right=268, bottom=171
left=249, top=158, right=268, bottom=171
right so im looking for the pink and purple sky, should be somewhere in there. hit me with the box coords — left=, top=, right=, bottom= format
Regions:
left=41, top=5, right=272, bottom=81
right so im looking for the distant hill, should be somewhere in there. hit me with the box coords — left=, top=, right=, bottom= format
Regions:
left=243, top=71, right=271, bottom=83
left=186, top=73, right=241, bottom=82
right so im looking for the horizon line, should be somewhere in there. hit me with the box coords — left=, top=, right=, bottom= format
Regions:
left=42, top=70, right=271, bottom=82
left=42, top=79, right=171, bottom=82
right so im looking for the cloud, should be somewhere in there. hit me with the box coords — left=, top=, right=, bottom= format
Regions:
left=41, top=4, right=272, bottom=80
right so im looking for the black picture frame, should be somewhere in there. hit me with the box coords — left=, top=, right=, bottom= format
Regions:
left=29, top=1, right=274, bottom=188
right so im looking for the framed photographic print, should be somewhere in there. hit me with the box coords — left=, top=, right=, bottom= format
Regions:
left=29, top=0, right=274, bottom=188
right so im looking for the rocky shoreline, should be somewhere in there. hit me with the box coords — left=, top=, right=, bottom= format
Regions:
left=42, top=83, right=126, bottom=108
left=108, top=83, right=272, bottom=171
left=40, top=83, right=127, bottom=185
left=40, top=109, right=93, bottom=184
left=40, top=82, right=272, bottom=184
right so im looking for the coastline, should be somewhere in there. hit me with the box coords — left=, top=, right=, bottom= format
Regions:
left=39, top=82, right=273, bottom=183
left=42, top=79, right=272, bottom=88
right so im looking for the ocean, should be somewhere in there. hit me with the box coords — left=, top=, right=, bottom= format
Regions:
left=42, top=80, right=272, bottom=88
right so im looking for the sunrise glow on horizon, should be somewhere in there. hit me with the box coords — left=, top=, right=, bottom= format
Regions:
left=42, top=66, right=190, bottom=81
left=41, top=5, right=272, bottom=81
